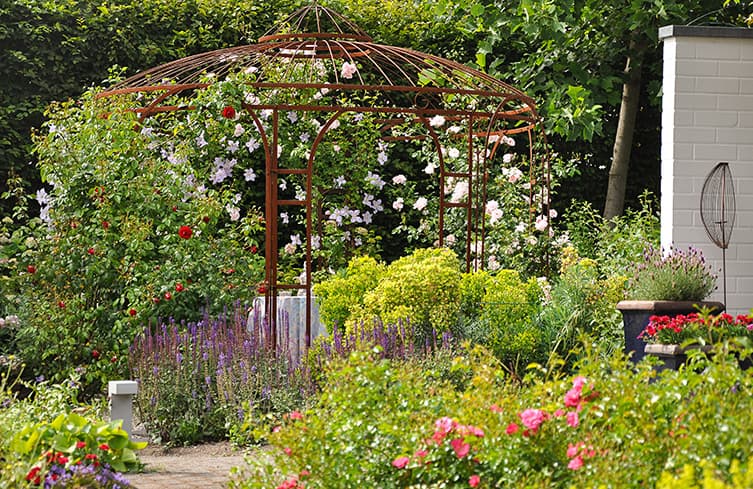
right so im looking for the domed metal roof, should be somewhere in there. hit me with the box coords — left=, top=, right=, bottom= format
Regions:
left=100, top=3, right=539, bottom=133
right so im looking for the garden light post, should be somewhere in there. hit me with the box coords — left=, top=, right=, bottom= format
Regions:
left=108, top=380, right=138, bottom=437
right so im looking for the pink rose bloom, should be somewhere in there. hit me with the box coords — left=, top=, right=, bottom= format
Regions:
left=566, top=442, right=580, bottom=458
left=519, top=408, right=547, bottom=432
left=568, top=455, right=584, bottom=470
left=414, top=449, right=428, bottom=459
left=392, top=456, right=410, bottom=469
left=553, top=409, right=565, bottom=417
left=505, top=422, right=519, bottom=435
left=450, top=438, right=470, bottom=458
left=469, top=474, right=481, bottom=487
left=572, top=376, right=586, bottom=391
left=564, top=388, right=581, bottom=408
left=567, top=411, right=579, bottom=428
left=288, top=410, right=304, bottom=420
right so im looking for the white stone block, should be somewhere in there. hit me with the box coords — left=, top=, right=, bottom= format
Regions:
left=676, top=59, right=718, bottom=77
left=693, top=144, right=738, bottom=161
left=695, top=77, right=739, bottom=95
left=718, top=94, right=753, bottom=110
left=676, top=93, right=718, bottom=110
left=696, top=40, right=740, bottom=60
left=109, top=380, right=138, bottom=395
left=694, top=111, right=738, bottom=128
left=719, top=61, right=753, bottom=78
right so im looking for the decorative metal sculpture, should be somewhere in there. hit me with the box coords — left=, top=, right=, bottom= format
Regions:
left=700, top=162, right=735, bottom=305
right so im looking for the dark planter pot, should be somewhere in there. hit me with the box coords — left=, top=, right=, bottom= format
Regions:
left=644, top=343, right=753, bottom=372
left=616, top=300, right=724, bottom=363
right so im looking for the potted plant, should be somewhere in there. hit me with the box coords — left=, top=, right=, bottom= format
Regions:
left=616, top=245, right=723, bottom=363
left=639, top=309, right=753, bottom=370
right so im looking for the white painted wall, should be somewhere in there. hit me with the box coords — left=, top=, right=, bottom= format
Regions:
left=660, top=26, right=753, bottom=315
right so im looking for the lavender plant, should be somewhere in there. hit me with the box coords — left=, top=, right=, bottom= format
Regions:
left=129, top=305, right=314, bottom=445
left=627, top=246, right=717, bottom=302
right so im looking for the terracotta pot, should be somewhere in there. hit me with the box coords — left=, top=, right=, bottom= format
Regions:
left=616, top=300, right=724, bottom=363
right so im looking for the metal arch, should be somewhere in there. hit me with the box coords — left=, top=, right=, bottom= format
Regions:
left=95, top=4, right=551, bottom=350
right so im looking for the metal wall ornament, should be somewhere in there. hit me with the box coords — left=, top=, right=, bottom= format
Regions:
left=97, top=3, right=550, bottom=349
left=700, top=162, right=736, bottom=306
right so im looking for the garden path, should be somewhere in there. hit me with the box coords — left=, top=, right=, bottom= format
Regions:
left=126, top=441, right=248, bottom=489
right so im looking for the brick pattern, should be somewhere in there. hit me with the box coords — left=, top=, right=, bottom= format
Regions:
left=661, top=28, right=753, bottom=314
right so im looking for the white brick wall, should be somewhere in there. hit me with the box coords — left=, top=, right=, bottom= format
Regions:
left=660, top=26, right=753, bottom=314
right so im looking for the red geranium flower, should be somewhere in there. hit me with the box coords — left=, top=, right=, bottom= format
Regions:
left=221, top=105, right=236, bottom=119
left=76, top=441, right=87, bottom=449
left=99, top=443, right=110, bottom=451
left=178, top=225, right=193, bottom=239
left=25, top=466, right=41, bottom=484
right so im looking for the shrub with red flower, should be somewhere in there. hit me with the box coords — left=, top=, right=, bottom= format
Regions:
left=178, top=225, right=193, bottom=239
left=639, top=309, right=753, bottom=345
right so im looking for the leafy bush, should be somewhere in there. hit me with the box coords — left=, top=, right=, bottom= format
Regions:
left=564, top=191, right=660, bottom=277
left=1, top=88, right=266, bottom=390
left=313, top=256, right=386, bottom=333
left=358, top=248, right=463, bottom=335
left=537, top=247, right=627, bottom=358
left=231, top=341, right=753, bottom=488
left=478, top=269, right=544, bottom=373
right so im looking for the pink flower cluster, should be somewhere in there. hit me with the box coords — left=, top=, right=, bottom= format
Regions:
left=501, top=376, right=595, bottom=470
left=566, top=441, right=596, bottom=470
left=392, top=416, right=484, bottom=487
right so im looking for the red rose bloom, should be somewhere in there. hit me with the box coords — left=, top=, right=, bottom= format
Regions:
left=164, top=291, right=172, bottom=300
left=76, top=441, right=86, bottom=449
left=92, top=349, right=100, bottom=359
left=257, top=284, right=267, bottom=294
left=129, top=308, right=137, bottom=316
left=101, top=221, right=109, bottom=229
left=87, top=247, right=95, bottom=255
left=250, top=245, right=258, bottom=254
left=221, top=105, right=236, bottom=119
left=202, top=215, right=210, bottom=223
left=58, top=301, right=66, bottom=309
left=27, top=265, right=37, bottom=274
left=25, top=466, right=41, bottom=484
left=178, top=225, right=193, bottom=239
left=175, top=283, right=184, bottom=292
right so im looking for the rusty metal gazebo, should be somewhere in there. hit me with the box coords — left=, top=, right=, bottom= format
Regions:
left=98, top=3, right=549, bottom=349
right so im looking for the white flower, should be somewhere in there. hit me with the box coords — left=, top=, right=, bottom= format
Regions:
left=246, top=138, right=260, bottom=153
left=489, top=208, right=503, bottom=225
left=485, top=200, right=500, bottom=214
left=334, top=175, right=346, bottom=187
left=295, top=189, right=306, bottom=200
left=445, top=234, right=456, bottom=245
left=244, top=168, right=257, bottom=182
left=311, top=235, right=321, bottom=250
left=280, top=212, right=289, bottom=224
left=450, top=181, right=468, bottom=203
left=245, top=93, right=260, bottom=104
left=447, top=147, right=460, bottom=159
left=362, top=211, right=373, bottom=224
left=284, top=243, right=297, bottom=254
left=424, top=163, right=436, bottom=175
left=226, top=204, right=241, bottom=222
left=244, top=66, right=258, bottom=75
left=365, top=171, right=385, bottom=189
left=227, top=140, right=239, bottom=153
left=277, top=145, right=283, bottom=158
left=392, top=174, right=407, bottom=185
left=429, top=115, right=446, bottom=127
left=505, top=167, right=523, bottom=183
left=488, top=255, right=501, bottom=271
left=300, top=132, right=310, bottom=142
left=233, top=124, right=245, bottom=137
left=35, top=188, right=51, bottom=206
left=196, top=131, right=208, bottom=148
left=279, top=179, right=287, bottom=191
left=261, top=109, right=273, bottom=119
left=535, top=215, right=548, bottom=232
left=503, top=153, right=514, bottom=164
left=377, top=152, right=388, bottom=165
left=503, top=135, right=516, bottom=146
left=413, top=197, right=428, bottom=211
left=287, top=111, right=298, bottom=123
left=290, top=234, right=302, bottom=246
left=341, top=61, right=358, bottom=79
left=448, top=125, right=463, bottom=134
left=549, top=208, right=558, bottom=218
left=333, top=144, right=341, bottom=152
left=393, top=197, right=404, bottom=211
left=515, top=222, right=527, bottom=233
left=329, top=119, right=341, bottom=131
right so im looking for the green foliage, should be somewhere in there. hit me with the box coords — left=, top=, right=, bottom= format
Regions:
left=537, top=247, right=627, bottom=358
left=478, top=270, right=544, bottom=372
left=564, top=191, right=660, bottom=276
left=231, top=340, right=753, bottom=489
left=1, top=86, right=266, bottom=390
left=359, top=248, right=463, bottom=335
left=657, top=458, right=753, bottom=489
left=231, top=348, right=458, bottom=489
left=0, top=375, right=144, bottom=488
left=313, top=256, right=386, bottom=334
